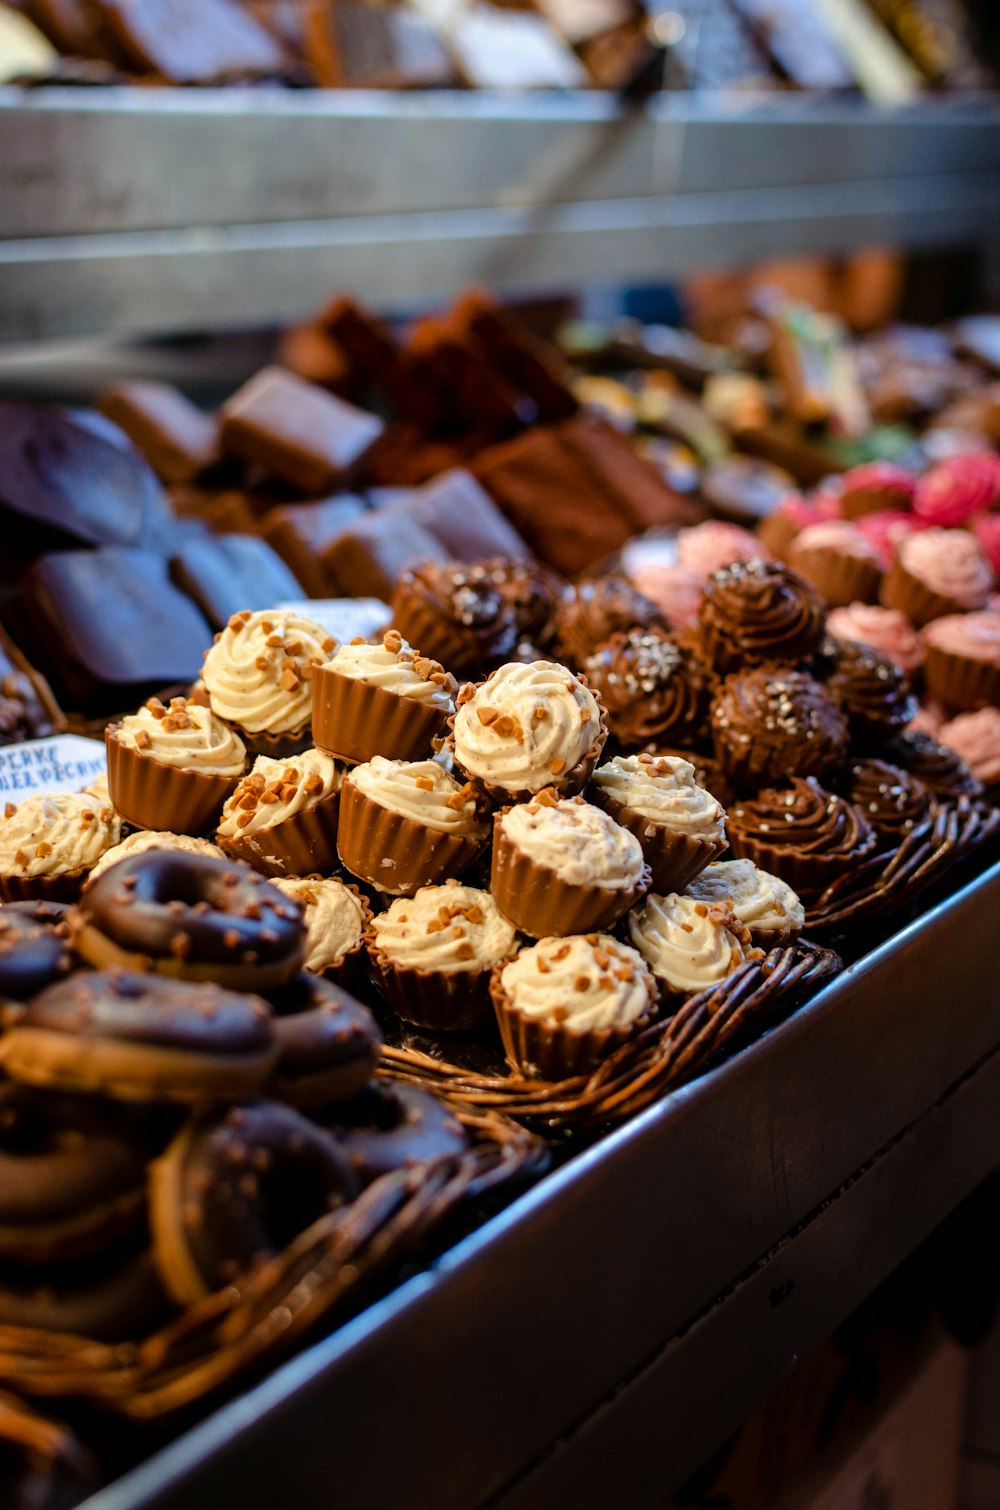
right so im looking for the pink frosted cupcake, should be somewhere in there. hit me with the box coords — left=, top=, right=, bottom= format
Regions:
left=922, top=611, right=1000, bottom=711
left=881, top=528, right=994, bottom=627
left=855, top=510, right=929, bottom=571
left=756, top=492, right=842, bottom=562
left=839, top=462, right=916, bottom=520
left=789, top=520, right=882, bottom=608
left=913, top=454, right=1000, bottom=527
left=826, top=603, right=924, bottom=677
left=628, top=564, right=703, bottom=631
left=675, top=521, right=763, bottom=578
left=938, top=707, right=1000, bottom=788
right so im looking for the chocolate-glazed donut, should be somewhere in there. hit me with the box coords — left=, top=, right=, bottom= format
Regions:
left=554, top=577, right=666, bottom=669
left=823, top=640, right=918, bottom=748
left=699, top=560, right=826, bottom=675
left=390, top=560, right=518, bottom=676
left=710, top=667, right=848, bottom=791
left=0, top=902, right=72, bottom=1003
left=323, top=1082, right=469, bottom=1186
left=150, top=1100, right=359, bottom=1305
left=72, top=851, right=305, bottom=992
left=841, top=759, right=932, bottom=845
left=727, top=776, right=877, bottom=895
left=268, top=974, right=383, bottom=1110
left=583, top=629, right=705, bottom=749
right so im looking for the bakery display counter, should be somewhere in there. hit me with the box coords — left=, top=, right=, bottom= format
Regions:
left=1, top=90, right=999, bottom=342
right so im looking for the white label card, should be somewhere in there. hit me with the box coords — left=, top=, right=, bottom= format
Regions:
left=0, top=736, right=107, bottom=800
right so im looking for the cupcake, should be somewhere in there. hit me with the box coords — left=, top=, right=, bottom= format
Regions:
left=269, top=874, right=370, bottom=989
left=938, top=708, right=1000, bottom=790
left=554, top=577, right=665, bottom=668
left=685, top=859, right=803, bottom=947
left=921, top=612, right=1000, bottom=712
left=789, top=521, right=882, bottom=608
left=217, top=750, right=342, bottom=878
left=311, top=630, right=457, bottom=766
left=823, top=641, right=917, bottom=747
left=582, top=629, right=705, bottom=750
left=491, top=790, right=649, bottom=938
left=839, top=462, right=916, bottom=520
left=656, top=748, right=735, bottom=808
left=106, top=695, right=246, bottom=835
left=710, top=668, right=848, bottom=790
left=884, top=729, right=983, bottom=800
left=675, top=521, right=763, bottom=577
left=451, top=660, right=607, bottom=804
left=201, top=608, right=335, bottom=758
left=726, top=778, right=876, bottom=897
left=841, top=759, right=931, bottom=846
left=479, top=558, right=562, bottom=647
left=0, top=793, right=121, bottom=903
left=88, top=830, right=226, bottom=882
left=389, top=561, right=518, bottom=677
left=913, top=454, right=1000, bottom=527
left=628, top=892, right=755, bottom=1007
left=337, top=757, right=488, bottom=896
left=881, top=529, right=994, bottom=628
left=825, top=603, right=924, bottom=677
left=756, top=492, right=842, bottom=561
left=491, top=933, right=658, bottom=1079
left=590, top=754, right=727, bottom=893
left=699, top=560, right=826, bottom=675
left=368, top=880, right=517, bottom=1031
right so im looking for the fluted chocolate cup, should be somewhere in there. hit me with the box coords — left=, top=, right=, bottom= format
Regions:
left=0, top=870, right=87, bottom=905
left=336, top=776, right=487, bottom=897
left=106, top=730, right=241, bottom=836
left=788, top=544, right=881, bottom=609
left=230, top=723, right=313, bottom=761
left=490, top=812, right=650, bottom=939
left=592, top=789, right=727, bottom=894
left=366, top=931, right=505, bottom=1031
left=880, top=560, right=971, bottom=630
left=923, top=641, right=1000, bottom=713
left=489, top=962, right=657, bottom=1080
left=312, top=666, right=449, bottom=765
left=218, top=790, right=341, bottom=879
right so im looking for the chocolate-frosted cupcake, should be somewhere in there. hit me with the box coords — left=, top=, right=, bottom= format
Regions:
left=841, top=759, right=931, bottom=846
left=789, top=521, right=882, bottom=609
left=554, top=577, right=666, bottom=668
left=726, top=777, right=876, bottom=896
left=699, top=560, right=826, bottom=675
left=710, top=668, right=848, bottom=790
left=881, top=529, right=994, bottom=628
left=311, top=630, right=456, bottom=765
left=389, top=561, right=518, bottom=677
left=368, top=881, right=517, bottom=1031
left=628, top=892, right=755, bottom=1007
left=823, top=641, right=917, bottom=748
left=106, top=695, right=246, bottom=835
left=922, top=611, right=1000, bottom=712
left=0, top=793, right=122, bottom=903
left=685, top=859, right=804, bottom=947
left=337, top=757, right=488, bottom=896
left=491, top=933, right=658, bottom=1079
left=217, top=750, right=342, bottom=878
left=590, top=754, right=727, bottom=893
left=479, top=557, right=563, bottom=647
left=451, top=660, right=607, bottom=803
left=88, top=831, right=226, bottom=882
left=885, top=729, right=983, bottom=800
left=492, top=790, right=650, bottom=938
left=583, top=629, right=705, bottom=750
left=201, top=609, right=335, bottom=758
left=273, top=875, right=371, bottom=988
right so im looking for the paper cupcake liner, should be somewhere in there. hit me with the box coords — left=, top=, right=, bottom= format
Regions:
left=366, top=935, right=500, bottom=1031
left=312, top=666, right=448, bottom=765
left=880, top=560, right=971, bottom=630
left=489, top=963, right=657, bottom=1080
left=725, top=831, right=854, bottom=901
left=336, top=776, right=486, bottom=896
left=231, top=723, right=313, bottom=761
left=789, top=546, right=881, bottom=609
left=218, top=790, right=341, bottom=879
left=923, top=642, right=1000, bottom=713
left=596, top=792, right=728, bottom=894
left=106, top=732, right=241, bottom=836
left=490, top=815, right=650, bottom=939
left=0, top=869, right=88, bottom=905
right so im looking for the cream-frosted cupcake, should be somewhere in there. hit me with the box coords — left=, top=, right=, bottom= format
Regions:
left=312, top=630, right=457, bottom=765
left=491, top=933, right=658, bottom=1079
left=217, top=749, right=342, bottom=878
left=367, top=880, right=517, bottom=1031
left=201, top=608, right=335, bottom=757
left=685, top=858, right=804, bottom=947
left=88, top=831, right=226, bottom=882
left=106, top=695, right=246, bottom=834
left=628, top=891, right=755, bottom=1006
left=0, top=793, right=121, bottom=903
left=491, top=790, right=649, bottom=939
left=590, top=754, right=727, bottom=893
left=273, top=875, right=371, bottom=988
left=337, top=757, right=488, bottom=896
left=881, top=529, right=994, bottom=628
left=451, top=659, right=607, bottom=803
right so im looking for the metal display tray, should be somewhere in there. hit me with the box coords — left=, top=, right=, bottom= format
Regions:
left=85, top=855, right=1000, bottom=1510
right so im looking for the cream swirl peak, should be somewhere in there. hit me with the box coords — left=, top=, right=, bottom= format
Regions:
left=897, top=529, right=994, bottom=608
left=202, top=609, right=335, bottom=735
left=499, top=934, right=654, bottom=1032
left=324, top=631, right=457, bottom=709
left=628, top=892, right=751, bottom=994
left=592, top=754, right=726, bottom=839
left=88, top=831, right=225, bottom=881
left=348, top=757, right=484, bottom=836
left=500, top=793, right=645, bottom=891
left=826, top=603, right=924, bottom=673
left=110, top=696, right=246, bottom=777
left=273, top=876, right=367, bottom=974
left=0, top=793, right=121, bottom=878
left=685, top=859, right=803, bottom=939
left=452, top=660, right=604, bottom=795
left=369, top=882, right=516, bottom=975
left=217, top=749, right=340, bottom=839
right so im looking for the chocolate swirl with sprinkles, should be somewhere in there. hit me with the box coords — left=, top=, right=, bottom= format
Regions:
left=710, top=667, right=847, bottom=791
left=390, top=560, right=519, bottom=675
left=554, top=576, right=666, bottom=668
left=584, top=628, right=705, bottom=748
left=726, top=776, right=876, bottom=895
left=699, top=559, right=826, bottom=675
left=841, top=759, right=931, bottom=845
left=824, top=640, right=918, bottom=747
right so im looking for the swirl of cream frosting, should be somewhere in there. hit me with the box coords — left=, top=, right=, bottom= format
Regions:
left=88, top=831, right=225, bottom=881
left=349, top=757, right=485, bottom=836
left=111, top=696, right=246, bottom=777
left=202, top=609, right=335, bottom=735
left=826, top=603, right=924, bottom=674
left=217, top=749, right=340, bottom=839
left=370, top=882, right=516, bottom=974
left=0, top=793, right=121, bottom=878
left=922, top=611, right=1000, bottom=664
left=273, top=876, right=367, bottom=973
left=592, top=755, right=727, bottom=839
left=324, top=631, right=456, bottom=709
left=452, top=660, right=602, bottom=794
left=500, top=795, right=645, bottom=891
left=898, top=529, right=994, bottom=608
left=499, top=934, right=654, bottom=1031
left=628, top=892, right=747, bottom=994
left=685, top=859, right=803, bottom=939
